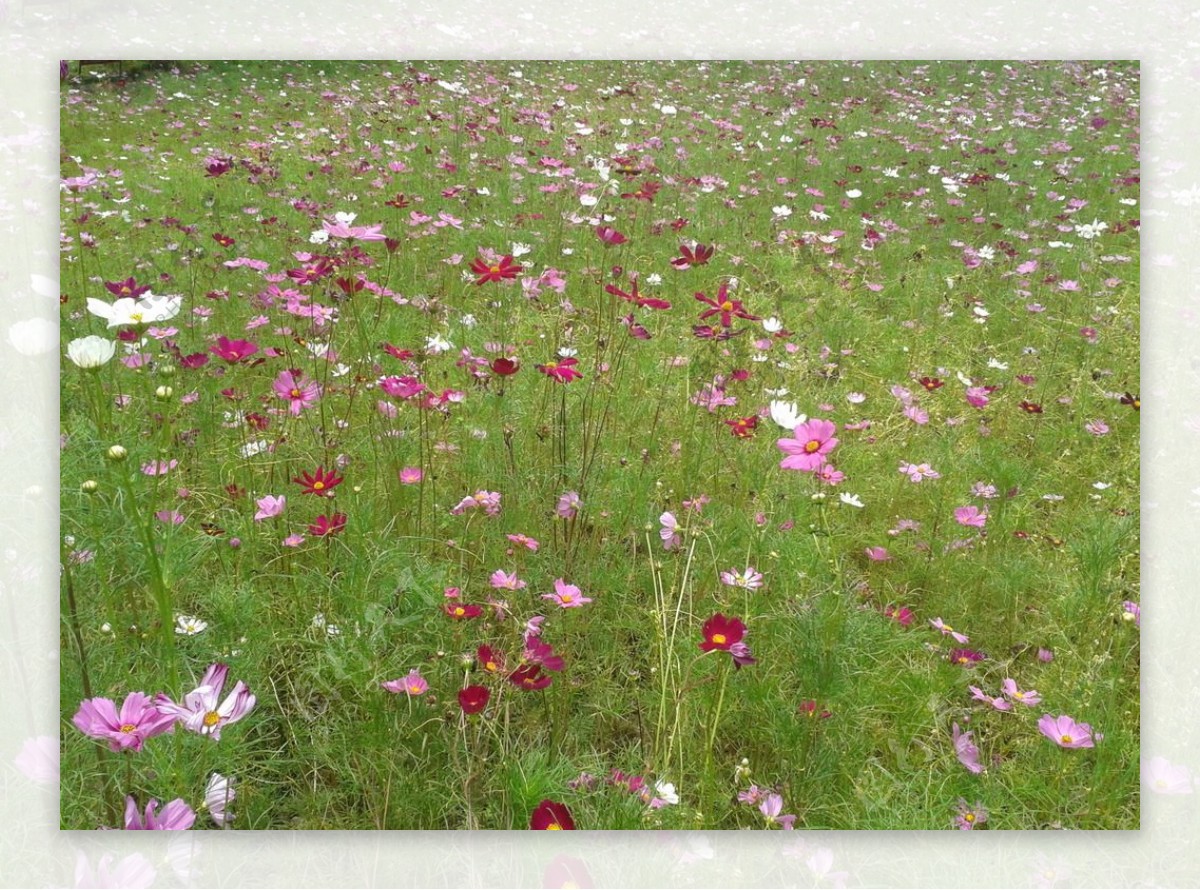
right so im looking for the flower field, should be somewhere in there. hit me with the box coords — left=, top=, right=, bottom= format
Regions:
left=59, top=60, right=1140, bottom=830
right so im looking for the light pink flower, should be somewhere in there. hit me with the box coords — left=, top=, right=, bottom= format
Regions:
left=398, top=467, right=424, bottom=484
left=154, top=663, right=256, bottom=741
left=954, top=506, right=988, bottom=528
left=1038, top=714, right=1097, bottom=749
left=1000, top=678, right=1042, bottom=706
left=254, top=494, right=286, bottom=521
left=659, top=511, right=681, bottom=550
left=970, top=685, right=1013, bottom=712
left=382, top=669, right=429, bottom=696
left=541, top=578, right=592, bottom=609
left=490, top=569, right=526, bottom=591
left=952, top=722, right=984, bottom=773
left=930, top=617, right=969, bottom=644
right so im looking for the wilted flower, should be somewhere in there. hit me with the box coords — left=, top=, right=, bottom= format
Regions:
left=204, top=773, right=237, bottom=826
left=952, top=722, right=984, bottom=774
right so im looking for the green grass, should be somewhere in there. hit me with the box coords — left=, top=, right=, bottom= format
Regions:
left=59, top=59, right=1139, bottom=830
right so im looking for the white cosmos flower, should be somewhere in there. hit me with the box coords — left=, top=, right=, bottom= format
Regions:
left=86, top=293, right=182, bottom=328
left=579, top=194, right=599, bottom=207
left=511, top=242, right=532, bottom=257
left=309, top=229, right=330, bottom=244
left=174, top=615, right=208, bottom=636
left=839, top=493, right=865, bottom=508
left=660, top=104, right=677, bottom=115
left=771, top=205, right=793, bottom=218
left=205, top=773, right=236, bottom=826
left=654, top=780, right=680, bottom=805
left=770, top=400, right=806, bottom=430
left=424, top=334, right=453, bottom=354
left=761, top=316, right=783, bottom=333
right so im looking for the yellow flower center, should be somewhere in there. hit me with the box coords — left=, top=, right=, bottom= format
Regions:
left=203, top=711, right=221, bottom=727
left=804, top=440, right=821, bottom=453
left=119, top=723, right=137, bottom=733
left=1060, top=734, right=1073, bottom=744
left=712, top=633, right=727, bottom=645
left=485, top=661, right=497, bottom=672
left=560, top=594, right=573, bottom=603
left=312, top=481, right=325, bottom=490
left=408, top=684, right=422, bottom=693
left=964, top=813, right=975, bottom=823
left=544, top=361, right=558, bottom=370
left=290, top=388, right=302, bottom=398
left=720, top=300, right=733, bottom=311
left=454, top=607, right=465, bottom=617
left=546, top=823, right=562, bottom=831
left=489, top=264, right=502, bottom=274
left=130, top=312, right=144, bottom=323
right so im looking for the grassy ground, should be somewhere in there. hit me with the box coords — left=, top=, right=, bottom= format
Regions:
left=59, top=60, right=1139, bottom=830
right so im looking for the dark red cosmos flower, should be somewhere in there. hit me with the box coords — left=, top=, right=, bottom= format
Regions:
left=530, top=799, right=575, bottom=830
left=477, top=645, right=506, bottom=674
left=307, top=513, right=347, bottom=537
left=204, top=156, right=234, bottom=177
left=724, top=416, right=759, bottom=438
left=336, top=276, right=367, bottom=296
left=605, top=281, right=671, bottom=311
left=695, top=282, right=761, bottom=327
left=446, top=603, right=483, bottom=620
left=286, top=258, right=333, bottom=285
left=692, top=324, right=746, bottom=341
left=700, top=614, right=746, bottom=652
left=671, top=242, right=714, bottom=270
left=949, top=648, right=986, bottom=666
left=470, top=254, right=522, bottom=286
left=458, top=685, right=490, bottom=715
left=537, top=357, right=583, bottom=383
left=1120, top=391, right=1140, bottom=411
left=884, top=605, right=914, bottom=626
left=919, top=376, right=944, bottom=391
left=179, top=352, right=210, bottom=370
left=595, top=225, right=628, bottom=246
left=385, top=193, right=410, bottom=209
left=491, top=357, right=520, bottom=376
left=798, top=700, right=833, bottom=719
left=509, top=664, right=553, bottom=690
left=621, top=314, right=651, bottom=340
left=293, top=466, right=344, bottom=496
left=381, top=343, right=415, bottom=361
left=212, top=233, right=235, bottom=248
left=105, top=277, right=151, bottom=299
left=523, top=635, right=565, bottom=672
left=620, top=180, right=660, bottom=202
left=1019, top=400, right=1043, bottom=414
left=209, top=336, right=259, bottom=363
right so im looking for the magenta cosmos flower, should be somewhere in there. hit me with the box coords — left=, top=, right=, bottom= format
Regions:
left=123, top=796, right=196, bottom=830
left=154, top=663, right=256, bottom=741
left=954, top=506, right=988, bottom=528
left=72, top=692, right=175, bottom=753
left=777, top=419, right=839, bottom=472
left=272, top=369, right=320, bottom=416
left=952, top=722, right=984, bottom=774
left=381, top=669, right=428, bottom=696
left=1038, top=714, right=1097, bottom=749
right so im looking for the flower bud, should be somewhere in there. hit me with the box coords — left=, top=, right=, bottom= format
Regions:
left=106, top=445, right=128, bottom=461
left=155, top=385, right=174, bottom=400
left=80, top=480, right=99, bottom=494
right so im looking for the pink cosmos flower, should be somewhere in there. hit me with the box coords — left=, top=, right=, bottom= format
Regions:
left=72, top=693, right=176, bottom=753
left=903, top=405, right=929, bottom=425
left=1000, top=678, right=1042, bottom=706
left=899, top=462, right=940, bottom=483
left=777, top=418, right=839, bottom=471
left=952, top=722, right=984, bottom=773
left=954, top=506, right=988, bottom=528
left=1038, top=714, right=1097, bottom=749
left=398, top=467, right=424, bottom=484
left=282, top=533, right=305, bottom=547
left=555, top=491, right=583, bottom=519
left=542, top=578, right=592, bottom=609
left=123, top=796, right=196, bottom=831
left=965, top=387, right=990, bottom=408
left=1085, top=419, right=1110, bottom=436
left=450, top=490, right=502, bottom=516
left=141, top=459, right=178, bottom=476
left=253, top=494, right=285, bottom=521
left=719, top=567, right=764, bottom=590
left=758, top=793, right=797, bottom=829
left=506, top=533, right=540, bottom=552
left=930, top=617, right=969, bottom=644
left=322, top=218, right=386, bottom=241
left=382, top=669, right=429, bottom=696
left=490, top=569, right=527, bottom=591
left=154, top=663, right=256, bottom=741
left=970, top=685, right=1013, bottom=712
left=205, top=773, right=237, bottom=826
left=1142, top=756, right=1194, bottom=795
left=659, top=511, right=681, bottom=550
left=1122, top=600, right=1141, bottom=627
left=953, top=799, right=989, bottom=831
left=272, top=369, right=320, bottom=416
left=815, top=463, right=845, bottom=485
left=865, top=547, right=891, bottom=562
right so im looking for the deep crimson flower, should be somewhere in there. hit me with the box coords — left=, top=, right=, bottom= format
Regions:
left=695, top=282, right=760, bottom=327
left=919, top=376, right=944, bottom=391
left=458, top=685, right=490, bottom=715
left=537, top=357, right=583, bottom=383
left=509, top=664, right=553, bottom=690
left=212, top=233, right=235, bottom=248
left=700, top=614, right=746, bottom=652
left=605, top=281, right=671, bottom=311
left=179, top=352, right=210, bottom=370
left=949, top=648, right=986, bottom=666
left=491, top=357, right=520, bottom=376
left=204, top=156, right=234, bottom=177
left=385, top=193, right=411, bottom=209
left=530, top=799, right=575, bottom=830
left=523, top=634, right=565, bottom=672
left=692, top=324, right=746, bottom=341
left=105, top=277, right=151, bottom=299
left=445, top=603, right=483, bottom=620
left=286, top=258, right=333, bottom=285
left=620, top=180, right=660, bottom=202
left=208, top=336, right=259, bottom=363
left=671, top=242, right=714, bottom=269
left=470, top=254, right=522, bottom=286
left=307, top=513, right=347, bottom=537
left=1019, top=400, right=1043, bottom=414
left=293, top=467, right=344, bottom=496
left=477, top=645, right=506, bottom=674
left=381, top=343, right=414, bottom=361
left=798, top=700, right=833, bottom=719
left=724, top=416, right=759, bottom=438
left=595, top=225, right=628, bottom=246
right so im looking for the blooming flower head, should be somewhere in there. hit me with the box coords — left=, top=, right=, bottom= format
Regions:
left=952, top=722, right=984, bottom=774
left=659, top=511, right=681, bottom=551
left=522, top=633, right=566, bottom=672
left=930, top=618, right=969, bottom=644
left=86, top=293, right=182, bottom=328
left=700, top=613, right=746, bottom=653
left=953, top=506, right=988, bottom=528
left=1038, top=714, right=1097, bottom=749
left=174, top=615, right=208, bottom=636
left=759, top=793, right=797, bottom=829
left=969, top=685, right=1012, bottom=712
left=953, top=798, right=988, bottom=831
left=949, top=648, right=985, bottom=667
left=506, top=533, right=540, bottom=552
left=253, top=494, right=286, bottom=521
left=719, top=567, right=764, bottom=590
left=458, top=685, right=490, bottom=715
left=899, top=462, right=940, bottom=483
left=509, top=664, right=554, bottom=691
left=555, top=491, right=583, bottom=519
left=154, top=663, right=256, bottom=741
left=490, top=569, right=526, bottom=591
left=273, top=369, right=320, bottom=416
left=769, top=400, right=806, bottom=430
left=470, top=254, right=523, bottom=286
left=445, top=603, right=483, bottom=620
left=542, top=578, right=592, bottom=609
left=72, top=693, right=176, bottom=753
left=398, top=467, right=424, bottom=485
left=536, top=356, right=583, bottom=383
left=695, top=281, right=760, bottom=327
left=307, top=513, right=347, bottom=537
left=123, top=796, right=196, bottom=831
left=293, top=467, right=344, bottom=497
left=67, top=335, right=117, bottom=369
left=777, top=418, right=838, bottom=471
left=530, top=799, right=575, bottom=830
left=209, top=336, right=259, bottom=363
left=1121, top=600, right=1141, bottom=627
left=1000, top=678, right=1042, bottom=706
left=204, top=773, right=237, bottom=826
left=451, top=490, right=502, bottom=516
left=1142, top=756, right=1194, bottom=795
left=382, top=669, right=430, bottom=697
